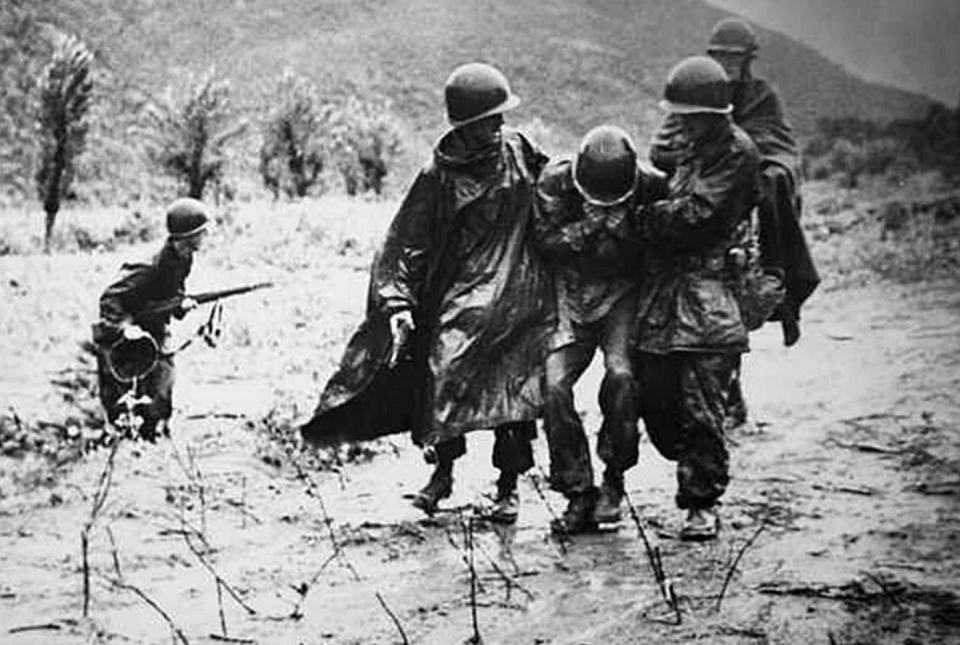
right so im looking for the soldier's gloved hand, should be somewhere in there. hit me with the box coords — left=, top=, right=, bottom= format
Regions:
left=388, top=310, right=415, bottom=368
left=122, top=324, right=148, bottom=341
left=603, top=205, right=632, bottom=238
left=583, top=202, right=608, bottom=226
left=174, top=297, right=198, bottom=319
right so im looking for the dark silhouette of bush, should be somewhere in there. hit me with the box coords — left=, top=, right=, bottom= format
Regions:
left=259, top=69, right=329, bottom=200
left=139, top=68, right=246, bottom=200
left=327, top=96, right=401, bottom=197
left=35, top=33, right=94, bottom=250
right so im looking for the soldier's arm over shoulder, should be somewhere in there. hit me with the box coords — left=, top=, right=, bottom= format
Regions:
left=648, top=113, right=685, bottom=175
left=533, top=159, right=599, bottom=259
left=643, top=137, right=758, bottom=245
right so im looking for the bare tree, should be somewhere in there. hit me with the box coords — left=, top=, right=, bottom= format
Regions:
left=35, top=32, right=93, bottom=250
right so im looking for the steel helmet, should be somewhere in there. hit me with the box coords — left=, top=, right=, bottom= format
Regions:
left=166, top=197, right=210, bottom=239
left=707, top=18, right=758, bottom=57
left=444, top=62, right=521, bottom=128
left=659, top=56, right=733, bottom=115
left=573, top=125, right=638, bottom=206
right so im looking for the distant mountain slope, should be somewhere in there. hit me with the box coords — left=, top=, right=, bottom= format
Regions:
left=705, top=0, right=960, bottom=106
left=58, top=0, right=933, bottom=146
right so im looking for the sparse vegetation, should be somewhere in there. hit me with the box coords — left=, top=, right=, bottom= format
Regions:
left=803, top=105, right=960, bottom=187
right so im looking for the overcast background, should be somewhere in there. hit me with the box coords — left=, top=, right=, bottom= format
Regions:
left=705, top=0, right=960, bottom=105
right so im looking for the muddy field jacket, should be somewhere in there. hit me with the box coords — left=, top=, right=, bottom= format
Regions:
left=533, top=157, right=667, bottom=343
left=94, top=240, right=192, bottom=350
left=301, top=128, right=554, bottom=448
left=635, top=119, right=760, bottom=355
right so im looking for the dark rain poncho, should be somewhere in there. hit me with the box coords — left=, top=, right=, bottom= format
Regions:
left=732, top=77, right=820, bottom=319
left=301, top=128, right=553, bottom=449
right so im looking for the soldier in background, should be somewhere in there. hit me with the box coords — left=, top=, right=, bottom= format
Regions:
left=533, top=125, right=667, bottom=534
left=301, top=62, right=553, bottom=524
left=636, top=57, right=761, bottom=540
left=705, top=17, right=819, bottom=347
left=93, top=198, right=209, bottom=441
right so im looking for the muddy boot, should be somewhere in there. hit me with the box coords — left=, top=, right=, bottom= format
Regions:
left=482, top=471, right=519, bottom=524
left=411, top=461, right=454, bottom=515
left=680, top=507, right=719, bottom=541
left=593, top=471, right=624, bottom=524
left=551, top=488, right=598, bottom=535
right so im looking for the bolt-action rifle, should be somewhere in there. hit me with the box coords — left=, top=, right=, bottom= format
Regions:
left=136, top=281, right=274, bottom=320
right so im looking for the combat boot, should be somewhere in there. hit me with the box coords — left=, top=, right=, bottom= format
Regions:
left=680, top=507, right=719, bottom=541
left=482, top=471, right=519, bottom=524
left=550, top=488, right=598, bottom=535
left=411, top=462, right=454, bottom=515
left=593, top=471, right=624, bottom=524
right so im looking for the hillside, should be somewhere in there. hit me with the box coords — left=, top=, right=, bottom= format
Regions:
left=706, top=0, right=960, bottom=106
left=57, top=0, right=931, bottom=147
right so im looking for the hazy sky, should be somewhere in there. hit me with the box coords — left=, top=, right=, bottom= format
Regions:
left=705, top=0, right=960, bottom=105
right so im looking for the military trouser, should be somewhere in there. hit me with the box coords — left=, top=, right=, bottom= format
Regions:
left=97, top=352, right=175, bottom=441
left=430, top=421, right=536, bottom=475
left=635, top=351, right=738, bottom=510
left=542, top=293, right=640, bottom=496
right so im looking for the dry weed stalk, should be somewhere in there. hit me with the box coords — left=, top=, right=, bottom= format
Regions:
left=526, top=467, right=568, bottom=556
left=291, top=458, right=409, bottom=643
left=623, top=490, right=682, bottom=624
left=714, top=517, right=768, bottom=612
left=462, top=513, right=482, bottom=644
left=103, top=528, right=190, bottom=644
left=81, top=437, right=121, bottom=617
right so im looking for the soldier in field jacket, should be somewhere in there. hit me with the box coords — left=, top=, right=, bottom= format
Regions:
left=93, top=198, right=209, bottom=441
left=636, top=57, right=761, bottom=541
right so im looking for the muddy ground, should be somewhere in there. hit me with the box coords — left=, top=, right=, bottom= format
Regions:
left=1, top=196, right=959, bottom=644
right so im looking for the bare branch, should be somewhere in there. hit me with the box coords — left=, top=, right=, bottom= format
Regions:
left=715, top=518, right=768, bottom=612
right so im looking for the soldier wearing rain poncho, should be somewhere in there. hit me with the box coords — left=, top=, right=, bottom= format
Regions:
left=301, top=62, right=553, bottom=523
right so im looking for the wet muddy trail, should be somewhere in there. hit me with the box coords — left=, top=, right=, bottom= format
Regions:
left=2, top=277, right=959, bottom=644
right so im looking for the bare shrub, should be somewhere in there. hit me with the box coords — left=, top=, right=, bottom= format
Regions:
left=327, top=96, right=402, bottom=197
left=139, top=68, right=247, bottom=200
left=259, top=68, right=329, bottom=199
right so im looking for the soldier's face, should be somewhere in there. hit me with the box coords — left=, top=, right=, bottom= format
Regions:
left=709, top=51, right=748, bottom=81
left=457, top=114, right=504, bottom=149
left=174, top=229, right=207, bottom=257
left=679, top=113, right=721, bottom=141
